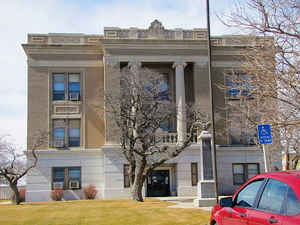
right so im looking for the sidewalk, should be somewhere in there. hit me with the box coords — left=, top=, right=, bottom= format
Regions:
left=0, top=201, right=11, bottom=205
left=156, top=196, right=212, bottom=211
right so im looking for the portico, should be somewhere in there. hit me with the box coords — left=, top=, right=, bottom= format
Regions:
left=103, top=57, right=206, bottom=144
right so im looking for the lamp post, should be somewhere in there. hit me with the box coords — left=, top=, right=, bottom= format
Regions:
left=206, top=0, right=219, bottom=203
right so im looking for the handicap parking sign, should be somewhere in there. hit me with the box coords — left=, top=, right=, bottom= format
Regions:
left=257, top=124, right=272, bottom=144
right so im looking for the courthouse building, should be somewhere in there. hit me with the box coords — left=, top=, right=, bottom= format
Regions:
left=23, top=20, right=269, bottom=201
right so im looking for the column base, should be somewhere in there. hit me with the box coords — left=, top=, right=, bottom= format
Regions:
left=197, top=180, right=216, bottom=198
left=194, top=180, right=217, bottom=207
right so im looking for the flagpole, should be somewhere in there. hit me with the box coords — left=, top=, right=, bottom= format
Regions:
left=206, top=0, right=219, bottom=203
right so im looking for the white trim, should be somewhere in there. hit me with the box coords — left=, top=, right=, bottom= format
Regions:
left=104, top=55, right=208, bottom=63
left=29, top=59, right=103, bottom=67
left=26, top=149, right=102, bottom=156
left=216, top=145, right=259, bottom=151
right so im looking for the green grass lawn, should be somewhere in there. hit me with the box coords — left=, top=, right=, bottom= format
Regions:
left=0, top=199, right=210, bottom=225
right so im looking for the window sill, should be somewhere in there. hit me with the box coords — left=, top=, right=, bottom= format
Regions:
left=50, top=146, right=82, bottom=150
left=52, top=188, right=81, bottom=191
left=52, top=100, right=82, bottom=105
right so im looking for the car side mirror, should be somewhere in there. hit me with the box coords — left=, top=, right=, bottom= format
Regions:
left=220, top=197, right=233, bottom=207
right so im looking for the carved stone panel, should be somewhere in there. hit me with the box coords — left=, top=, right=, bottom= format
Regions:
left=54, top=105, right=80, bottom=114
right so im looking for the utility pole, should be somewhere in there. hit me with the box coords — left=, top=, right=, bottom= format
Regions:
left=206, top=0, right=219, bottom=203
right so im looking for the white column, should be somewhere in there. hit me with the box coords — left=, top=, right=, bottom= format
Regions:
left=173, top=61, right=187, bottom=143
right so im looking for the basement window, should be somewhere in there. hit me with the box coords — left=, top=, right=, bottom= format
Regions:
left=52, top=167, right=81, bottom=190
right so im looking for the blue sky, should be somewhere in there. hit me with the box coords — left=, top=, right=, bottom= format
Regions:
left=0, top=0, right=244, bottom=149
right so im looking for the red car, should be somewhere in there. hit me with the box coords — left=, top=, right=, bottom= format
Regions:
left=210, top=170, right=300, bottom=225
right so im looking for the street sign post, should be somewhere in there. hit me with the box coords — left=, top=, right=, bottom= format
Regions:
left=257, top=124, right=273, bottom=172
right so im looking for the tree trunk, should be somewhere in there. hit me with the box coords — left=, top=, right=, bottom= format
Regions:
left=10, top=183, right=20, bottom=205
left=130, top=178, right=145, bottom=202
left=293, top=158, right=299, bottom=170
left=285, top=147, right=290, bottom=170
left=130, top=160, right=146, bottom=202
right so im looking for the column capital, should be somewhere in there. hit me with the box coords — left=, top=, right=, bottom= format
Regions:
left=172, top=61, right=187, bottom=69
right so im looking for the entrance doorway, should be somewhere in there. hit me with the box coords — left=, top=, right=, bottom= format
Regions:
left=147, top=170, right=170, bottom=197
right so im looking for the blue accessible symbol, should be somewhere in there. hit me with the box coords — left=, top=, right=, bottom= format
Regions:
left=257, top=124, right=272, bottom=145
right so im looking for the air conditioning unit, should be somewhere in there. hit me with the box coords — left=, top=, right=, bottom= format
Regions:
left=69, top=93, right=79, bottom=101
left=69, top=180, right=80, bottom=189
left=53, top=140, right=64, bottom=148
left=53, top=182, right=64, bottom=189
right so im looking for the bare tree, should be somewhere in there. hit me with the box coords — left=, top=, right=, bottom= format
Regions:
left=103, top=66, right=210, bottom=202
left=0, top=133, right=47, bottom=204
left=218, top=0, right=300, bottom=170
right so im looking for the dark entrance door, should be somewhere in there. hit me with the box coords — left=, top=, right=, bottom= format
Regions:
left=147, top=170, right=170, bottom=197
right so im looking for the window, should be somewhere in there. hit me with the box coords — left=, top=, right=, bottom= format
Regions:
left=235, top=179, right=264, bottom=208
left=69, top=120, right=80, bottom=147
left=53, top=119, right=80, bottom=148
left=258, top=179, right=288, bottom=214
left=286, top=187, right=300, bottom=216
left=124, top=164, right=130, bottom=188
left=191, top=163, right=198, bottom=186
left=52, top=73, right=81, bottom=101
left=52, top=167, right=81, bottom=190
left=158, top=74, right=169, bottom=100
left=227, top=108, right=256, bottom=145
left=53, top=74, right=65, bottom=100
left=233, top=163, right=259, bottom=185
left=226, top=73, right=252, bottom=98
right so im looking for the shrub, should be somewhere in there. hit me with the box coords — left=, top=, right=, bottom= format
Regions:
left=10, top=188, right=26, bottom=203
left=50, top=188, right=64, bottom=201
left=83, top=184, right=98, bottom=200
left=19, top=188, right=26, bottom=202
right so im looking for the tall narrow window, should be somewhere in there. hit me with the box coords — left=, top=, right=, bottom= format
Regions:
left=53, top=74, right=65, bottom=100
left=69, top=119, right=80, bottom=147
left=233, top=164, right=244, bottom=185
left=158, top=74, right=168, bottom=100
left=53, top=167, right=65, bottom=189
left=68, top=167, right=81, bottom=189
left=124, top=164, right=130, bottom=188
left=68, top=74, right=80, bottom=100
left=227, top=110, right=243, bottom=145
left=53, top=120, right=66, bottom=147
left=191, top=163, right=198, bottom=186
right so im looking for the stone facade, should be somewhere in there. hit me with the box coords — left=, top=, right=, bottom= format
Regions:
left=23, top=20, right=274, bottom=202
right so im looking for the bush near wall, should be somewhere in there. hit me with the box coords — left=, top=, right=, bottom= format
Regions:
left=83, top=184, right=98, bottom=200
left=10, top=188, right=26, bottom=203
left=50, top=188, right=64, bottom=201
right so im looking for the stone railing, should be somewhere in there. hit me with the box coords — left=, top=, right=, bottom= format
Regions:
left=160, top=132, right=198, bottom=144
left=28, top=34, right=103, bottom=45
